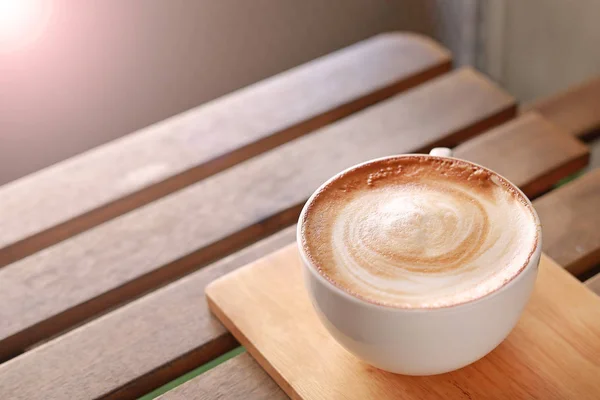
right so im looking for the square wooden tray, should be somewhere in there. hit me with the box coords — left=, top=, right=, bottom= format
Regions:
left=206, top=244, right=600, bottom=399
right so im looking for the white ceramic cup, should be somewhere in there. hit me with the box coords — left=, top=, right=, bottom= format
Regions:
left=297, top=148, right=542, bottom=375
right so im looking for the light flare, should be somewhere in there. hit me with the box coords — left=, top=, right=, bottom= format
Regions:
left=0, top=0, right=52, bottom=52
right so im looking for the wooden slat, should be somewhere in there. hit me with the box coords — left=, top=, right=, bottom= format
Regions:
left=157, top=353, right=287, bottom=400
left=0, top=227, right=297, bottom=400
left=0, top=67, right=516, bottom=363
left=0, top=32, right=452, bottom=267
left=454, top=112, right=589, bottom=198
left=534, top=168, right=600, bottom=276
left=523, top=76, right=600, bottom=140
left=585, top=273, right=600, bottom=296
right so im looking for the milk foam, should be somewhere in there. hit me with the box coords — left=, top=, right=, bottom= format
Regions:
left=300, top=156, right=539, bottom=308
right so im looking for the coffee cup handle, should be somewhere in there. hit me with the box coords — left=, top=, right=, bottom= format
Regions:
left=429, top=147, right=453, bottom=158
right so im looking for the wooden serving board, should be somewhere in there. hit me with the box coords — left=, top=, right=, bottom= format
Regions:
left=206, top=244, right=600, bottom=400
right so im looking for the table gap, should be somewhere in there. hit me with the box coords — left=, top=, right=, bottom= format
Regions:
left=137, top=347, right=246, bottom=400
left=579, top=264, right=600, bottom=283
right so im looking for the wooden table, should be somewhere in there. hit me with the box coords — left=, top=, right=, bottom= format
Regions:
left=1, top=32, right=599, bottom=400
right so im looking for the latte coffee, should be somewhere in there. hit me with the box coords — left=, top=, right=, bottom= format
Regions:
left=299, top=155, right=539, bottom=309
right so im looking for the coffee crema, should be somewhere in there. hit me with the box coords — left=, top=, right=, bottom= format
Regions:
left=300, top=156, right=539, bottom=309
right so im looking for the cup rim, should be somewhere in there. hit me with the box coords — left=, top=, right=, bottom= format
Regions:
left=297, top=153, right=542, bottom=313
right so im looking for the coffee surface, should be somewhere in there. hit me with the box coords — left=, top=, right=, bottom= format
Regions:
left=300, top=156, right=539, bottom=308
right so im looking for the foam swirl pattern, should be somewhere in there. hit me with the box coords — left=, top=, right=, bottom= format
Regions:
left=301, top=156, right=539, bottom=309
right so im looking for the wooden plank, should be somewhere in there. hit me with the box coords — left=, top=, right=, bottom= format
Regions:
left=157, top=353, right=287, bottom=400
left=454, top=112, right=590, bottom=198
left=0, top=32, right=452, bottom=268
left=0, top=67, right=516, bottom=362
left=585, top=273, right=600, bottom=296
left=206, top=246, right=600, bottom=400
left=533, top=168, right=600, bottom=276
left=0, top=227, right=297, bottom=400
left=523, top=76, right=600, bottom=140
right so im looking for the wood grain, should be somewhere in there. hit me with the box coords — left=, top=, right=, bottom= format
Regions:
left=0, top=67, right=515, bottom=361
left=0, top=32, right=451, bottom=267
left=523, top=75, right=600, bottom=140
left=0, top=227, right=296, bottom=400
left=585, top=273, right=600, bottom=296
left=533, top=168, right=600, bottom=276
left=454, top=112, right=590, bottom=198
left=206, top=246, right=600, bottom=400
left=157, top=353, right=287, bottom=400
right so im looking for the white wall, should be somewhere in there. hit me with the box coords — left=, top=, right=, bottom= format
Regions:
left=481, top=0, right=600, bottom=103
left=3, top=0, right=467, bottom=185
